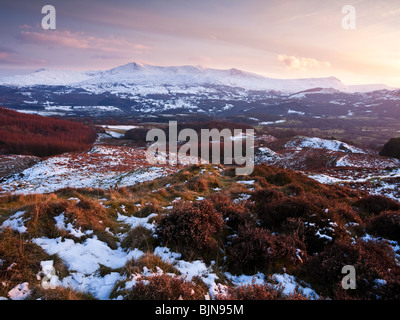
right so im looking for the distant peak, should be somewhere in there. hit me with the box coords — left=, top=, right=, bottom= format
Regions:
left=118, top=61, right=146, bottom=70
left=225, top=67, right=264, bottom=79
left=129, top=61, right=146, bottom=67
left=229, top=68, right=244, bottom=75
left=327, top=76, right=342, bottom=82
left=194, top=65, right=207, bottom=71
left=34, top=68, right=47, bottom=73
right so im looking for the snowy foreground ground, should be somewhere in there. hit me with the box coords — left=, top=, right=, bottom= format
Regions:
left=0, top=188, right=319, bottom=300
left=1, top=135, right=400, bottom=300
left=0, top=144, right=198, bottom=195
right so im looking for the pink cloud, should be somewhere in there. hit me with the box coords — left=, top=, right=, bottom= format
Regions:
left=19, top=24, right=32, bottom=30
left=0, top=48, right=45, bottom=65
left=18, top=30, right=90, bottom=49
left=0, top=52, right=10, bottom=59
left=278, top=55, right=331, bottom=71
left=17, top=30, right=151, bottom=54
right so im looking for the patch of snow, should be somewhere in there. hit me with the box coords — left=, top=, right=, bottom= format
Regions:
left=237, top=180, right=255, bottom=185
left=288, top=109, right=305, bottom=115
left=117, top=213, right=158, bottom=231
left=8, top=282, right=31, bottom=300
left=101, top=125, right=138, bottom=131
left=260, top=120, right=287, bottom=125
left=153, top=247, right=221, bottom=298
left=32, top=236, right=143, bottom=275
left=1, top=211, right=27, bottom=233
left=271, top=273, right=319, bottom=299
left=258, top=147, right=277, bottom=157
left=225, top=272, right=265, bottom=286
left=285, top=136, right=365, bottom=154
left=62, top=272, right=123, bottom=300
left=54, top=213, right=85, bottom=238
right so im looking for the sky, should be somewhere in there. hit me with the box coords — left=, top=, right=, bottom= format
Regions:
left=1, top=0, right=400, bottom=87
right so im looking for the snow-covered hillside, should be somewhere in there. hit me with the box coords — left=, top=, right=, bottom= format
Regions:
left=283, top=136, right=366, bottom=154
left=0, top=62, right=394, bottom=94
left=0, top=144, right=199, bottom=195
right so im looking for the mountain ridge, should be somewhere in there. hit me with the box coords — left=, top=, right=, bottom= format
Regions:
left=0, top=62, right=395, bottom=94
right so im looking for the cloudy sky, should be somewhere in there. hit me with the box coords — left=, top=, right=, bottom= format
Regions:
left=1, top=0, right=400, bottom=86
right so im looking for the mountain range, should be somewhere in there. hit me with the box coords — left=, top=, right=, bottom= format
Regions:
left=0, top=62, right=395, bottom=93
left=0, top=62, right=399, bottom=122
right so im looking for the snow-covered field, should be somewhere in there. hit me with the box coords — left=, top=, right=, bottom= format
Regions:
left=0, top=144, right=194, bottom=195
left=308, top=167, right=400, bottom=201
left=254, top=136, right=400, bottom=201
left=256, top=136, right=397, bottom=170
left=0, top=203, right=319, bottom=300
left=283, top=136, right=366, bottom=154
left=335, top=154, right=399, bottom=168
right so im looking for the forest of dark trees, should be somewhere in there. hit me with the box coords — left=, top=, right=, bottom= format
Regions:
left=0, top=107, right=97, bottom=157
left=380, top=138, right=400, bottom=159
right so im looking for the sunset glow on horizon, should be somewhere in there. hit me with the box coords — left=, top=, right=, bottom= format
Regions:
left=1, top=0, right=400, bottom=87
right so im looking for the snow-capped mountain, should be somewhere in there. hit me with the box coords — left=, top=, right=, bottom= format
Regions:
left=0, top=62, right=394, bottom=94
left=1, top=62, right=399, bottom=121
